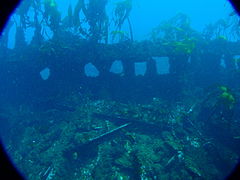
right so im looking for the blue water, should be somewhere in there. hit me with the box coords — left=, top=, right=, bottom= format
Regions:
left=7, top=0, right=233, bottom=48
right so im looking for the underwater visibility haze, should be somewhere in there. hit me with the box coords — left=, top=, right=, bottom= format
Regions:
left=1, top=0, right=240, bottom=179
